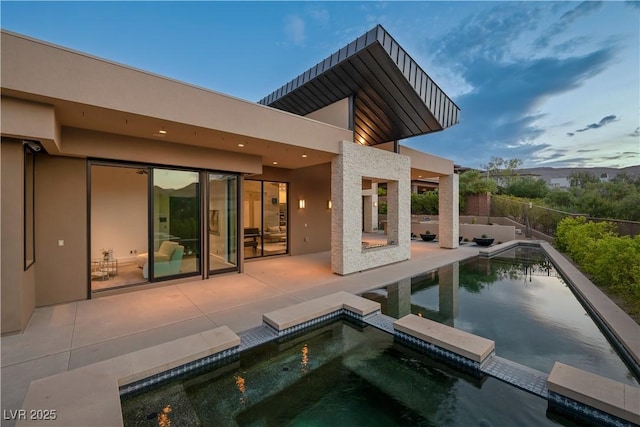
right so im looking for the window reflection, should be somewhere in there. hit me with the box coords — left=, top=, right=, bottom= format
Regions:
left=152, top=169, right=200, bottom=279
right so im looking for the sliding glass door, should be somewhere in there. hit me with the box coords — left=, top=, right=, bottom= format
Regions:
left=90, top=162, right=240, bottom=293
left=152, top=169, right=200, bottom=279
left=208, top=173, right=238, bottom=273
left=243, top=180, right=288, bottom=259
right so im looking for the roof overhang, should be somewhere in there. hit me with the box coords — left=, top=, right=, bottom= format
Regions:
left=259, top=25, right=460, bottom=146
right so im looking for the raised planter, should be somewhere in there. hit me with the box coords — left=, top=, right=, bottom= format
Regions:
left=473, top=237, right=494, bottom=247
left=420, top=233, right=436, bottom=242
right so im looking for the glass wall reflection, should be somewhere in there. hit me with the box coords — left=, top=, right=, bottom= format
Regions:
left=209, top=173, right=238, bottom=273
left=152, top=168, right=200, bottom=279
left=243, top=180, right=287, bottom=258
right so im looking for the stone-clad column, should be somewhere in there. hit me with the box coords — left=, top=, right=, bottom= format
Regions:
left=438, top=173, right=459, bottom=249
left=331, top=141, right=410, bottom=275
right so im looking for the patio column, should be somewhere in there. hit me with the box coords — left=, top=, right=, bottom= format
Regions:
left=331, top=141, right=410, bottom=275
left=438, top=173, right=459, bottom=249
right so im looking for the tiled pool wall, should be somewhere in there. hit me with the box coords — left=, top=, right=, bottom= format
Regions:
left=548, top=391, right=636, bottom=427
left=393, top=330, right=486, bottom=375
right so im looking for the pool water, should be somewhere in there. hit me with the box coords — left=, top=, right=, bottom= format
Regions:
left=122, top=322, right=577, bottom=427
left=362, top=246, right=638, bottom=386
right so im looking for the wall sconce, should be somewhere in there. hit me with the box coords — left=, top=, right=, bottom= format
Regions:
left=298, top=199, right=306, bottom=209
left=327, top=200, right=332, bottom=209
left=373, top=201, right=378, bottom=207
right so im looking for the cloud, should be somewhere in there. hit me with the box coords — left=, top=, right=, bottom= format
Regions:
left=574, top=115, right=617, bottom=133
left=567, top=132, right=575, bottom=137
left=307, top=5, right=329, bottom=24
left=535, top=2, right=603, bottom=49
left=431, top=3, right=543, bottom=66
left=577, top=149, right=599, bottom=153
left=284, top=15, right=306, bottom=46
left=625, top=1, right=640, bottom=10
left=628, top=127, right=640, bottom=137
left=410, top=47, right=617, bottom=167
left=403, top=3, right=619, bottom=169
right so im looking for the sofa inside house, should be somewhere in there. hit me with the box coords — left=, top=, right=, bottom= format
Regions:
left=137, top=241, right=184, bottom=278
left=264, top=225, right=286, bottom=243
left=141, top=245, right=184, bottom=279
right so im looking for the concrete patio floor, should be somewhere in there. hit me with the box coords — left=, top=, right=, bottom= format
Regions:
left=1, top=240, right=479, bottom=426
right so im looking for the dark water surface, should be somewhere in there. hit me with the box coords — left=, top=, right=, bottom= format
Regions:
left=122, top=322, right=575, bottom=426
left=362, top=246, right=638, bottom=386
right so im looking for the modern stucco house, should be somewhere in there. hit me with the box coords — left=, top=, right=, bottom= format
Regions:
left=1, top=25, right=460, bottom=334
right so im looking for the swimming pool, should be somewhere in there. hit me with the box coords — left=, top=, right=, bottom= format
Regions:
left=121, top=321, right=576, bottom=426
left=362, top=246, right=638, bottom=386
left=120, top=245, right=637, bottom=426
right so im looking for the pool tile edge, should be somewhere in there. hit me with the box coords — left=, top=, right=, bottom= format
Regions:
left=17, top=326, right=240, bottom=427
left=548, top=362, right=640, bottom=426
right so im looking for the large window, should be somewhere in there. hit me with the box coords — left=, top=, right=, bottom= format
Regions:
left=24, top=146, right=35, bottom=270
left=208, top=173, right=238, bottom=273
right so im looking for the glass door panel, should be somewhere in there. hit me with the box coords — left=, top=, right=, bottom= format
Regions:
left=243, top=180, right=263, bottom=259
left=90, top=164, right=149, bottom=291
left=152, top=169, right=200, bottom=279
left=263, top=182, right=287, bottom=256
left=208, top=173, right=238, bottom=273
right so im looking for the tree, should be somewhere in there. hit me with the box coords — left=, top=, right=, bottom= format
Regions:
left=569, top=171, right=599, bottom=189
left=411, top=191, right=438, bottom=215
left=544, top=188, right=576, bottom=210
left=481, top=156, right=523, bottom=186
left=505, top=177, right=549, bottom=199
left=459, top=170, right=498, bottom=195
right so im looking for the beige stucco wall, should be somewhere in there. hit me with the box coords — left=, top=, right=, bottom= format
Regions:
left=35, top=155, right=87, bottom=306
left=0, top=97, right=59, bottom=150
left=305, top=97, right=352, bottom=130
left=289, top=163, right=332, bottom=255
left=1, top=31, right=350, bottom=156
left=62, top=128, right=263, bottom=175
left=1, top=139, right=36, bottom=334
left=248, top=163, right=333, bottom=256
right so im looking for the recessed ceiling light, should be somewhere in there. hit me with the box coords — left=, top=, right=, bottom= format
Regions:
left=272, top=161, right=278, bottom=165
left=301, top=154, right=308, bottom=158
left=238, top=143, right=245, bottom=147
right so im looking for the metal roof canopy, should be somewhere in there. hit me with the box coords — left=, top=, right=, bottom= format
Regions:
left=259, top=25, right=460, bottom=146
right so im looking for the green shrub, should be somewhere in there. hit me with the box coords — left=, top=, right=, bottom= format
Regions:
left=555, top=216, right=640, bottom=313
left=411, top=191, right=438, bottom=215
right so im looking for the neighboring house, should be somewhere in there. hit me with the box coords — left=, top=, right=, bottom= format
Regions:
left=1, top=25, right=460, bottom=334
left=550, top=177, right=571, bottom=189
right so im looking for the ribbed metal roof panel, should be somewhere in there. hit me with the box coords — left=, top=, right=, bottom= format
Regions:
left=258, top=25, right=459, bottom=145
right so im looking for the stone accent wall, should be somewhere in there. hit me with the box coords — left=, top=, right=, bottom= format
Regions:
left=438, top=174, right=459, bottom=249
left=331, top=141, right=411, bottom=275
